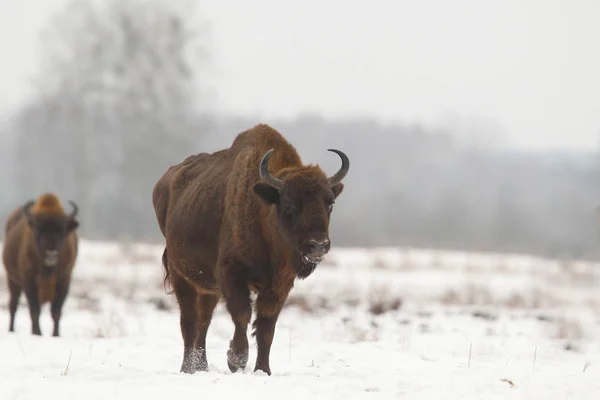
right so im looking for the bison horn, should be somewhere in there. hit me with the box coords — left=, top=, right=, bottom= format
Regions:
left=259, top=149, right=284, bottom=190
left=68, top=201, right=78, bottom=219
left=327, top=149, right=350, bottom=187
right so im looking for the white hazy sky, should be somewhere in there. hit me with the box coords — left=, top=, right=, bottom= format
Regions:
left=1, top=0, right=599, bottom=151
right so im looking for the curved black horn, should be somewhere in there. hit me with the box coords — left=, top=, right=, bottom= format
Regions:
left=68, top=201, right=78, bottom=219
left=259, top=149, right=284, bottom=190
left=327, top=149, right=350, bottom=187
left=23, top=200, right=35, bottom=219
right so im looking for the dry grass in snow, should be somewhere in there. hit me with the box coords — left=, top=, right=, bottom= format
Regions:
left=0, top=239, right=600, bottom=398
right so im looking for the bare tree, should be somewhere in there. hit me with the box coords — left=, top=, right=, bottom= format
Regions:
left=14, top=0, right=212, bottom=239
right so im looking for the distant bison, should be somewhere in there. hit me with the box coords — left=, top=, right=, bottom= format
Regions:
left=2, top=193, right=79, bottom=336
left=152, top=124, right=349, bottom=375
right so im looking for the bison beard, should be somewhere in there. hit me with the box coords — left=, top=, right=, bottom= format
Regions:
left=296, top=253, right=320, bottom=279
left=298, top=263, right=317, bottom=279
left=152, top=123, right=349, bottom=376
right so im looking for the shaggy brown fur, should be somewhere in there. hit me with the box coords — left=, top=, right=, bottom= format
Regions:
left=152, top=123, right=349, bottom=375
left=2, top=193, right=79, bottom=336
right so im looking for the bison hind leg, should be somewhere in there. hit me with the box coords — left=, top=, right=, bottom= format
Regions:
left=221, top=259, right=252, bottom=373
left=172, top=273, right=218, bottom=374
left=193, top=293, right=219, bottom=372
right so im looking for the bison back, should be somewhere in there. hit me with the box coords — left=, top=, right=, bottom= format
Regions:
left=4, top=206, right=25, bottom=236
left=152, top=152, right=214, bottom=237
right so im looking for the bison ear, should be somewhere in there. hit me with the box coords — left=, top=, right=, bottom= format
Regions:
left=331, top=183, right=344, bottom=199
left=253, top=182, right=280, bottom=204
left=67, top=219, right=79, bottom=232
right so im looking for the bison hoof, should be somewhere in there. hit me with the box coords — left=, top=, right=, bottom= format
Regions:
left=180, top=360, right=208, bottom=374
left=196, top=363, right=209, bottom=372
left=227, top=347, right=248, bottom=373
left=254, top=365, right=272, bottom=376
left=227, top=359, right=244, bottom=373
left=180, top=363, right=197, bottom=374
left=180, top=348, right=209, bottom=374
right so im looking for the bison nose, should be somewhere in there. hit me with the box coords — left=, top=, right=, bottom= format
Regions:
left=307, top=239, right=330, bottom=254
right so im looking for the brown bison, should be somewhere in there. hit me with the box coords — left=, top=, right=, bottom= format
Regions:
left=2, top=193, right=79, bottom=336
left=152, top=123, right=349, bottom=375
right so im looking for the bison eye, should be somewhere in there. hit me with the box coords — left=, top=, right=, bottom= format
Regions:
left=283, top=203, right=296, bottom=214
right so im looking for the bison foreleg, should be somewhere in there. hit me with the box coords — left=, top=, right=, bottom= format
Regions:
left=23, top=285, right=42, bottom=336
left=8, top=279, right=22, bottom=332
left=51, top=282, right=70, bottom=337
left=252, top=290, right=290, bottom=376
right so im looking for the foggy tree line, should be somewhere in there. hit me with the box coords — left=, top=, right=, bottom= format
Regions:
left=1, top=0, right=600, bottom=261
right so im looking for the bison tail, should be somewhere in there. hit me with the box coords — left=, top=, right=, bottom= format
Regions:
left=162, top=247, right=174, bottom=295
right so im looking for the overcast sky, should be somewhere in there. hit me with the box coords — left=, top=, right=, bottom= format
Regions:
left=1, top=0, right=599, bottom=151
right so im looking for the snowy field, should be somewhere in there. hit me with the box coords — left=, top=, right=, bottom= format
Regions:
left=1, top=239, right=600, bottom=398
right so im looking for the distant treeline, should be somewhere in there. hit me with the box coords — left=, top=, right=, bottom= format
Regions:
left=2, top=112, right=600, bottom=261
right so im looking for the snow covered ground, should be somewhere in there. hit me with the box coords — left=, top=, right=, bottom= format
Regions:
left=1, top=239, right=600, bottom=399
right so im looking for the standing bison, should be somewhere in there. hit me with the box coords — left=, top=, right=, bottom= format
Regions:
left=152, top=124, right=349, bottom=375
left=2, top=193, right=79, bottom=336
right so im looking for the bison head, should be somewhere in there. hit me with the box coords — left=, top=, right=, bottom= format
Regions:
left=23, top=200, right=79, bottom=275
left=253, top=148, right=349, bottom=278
